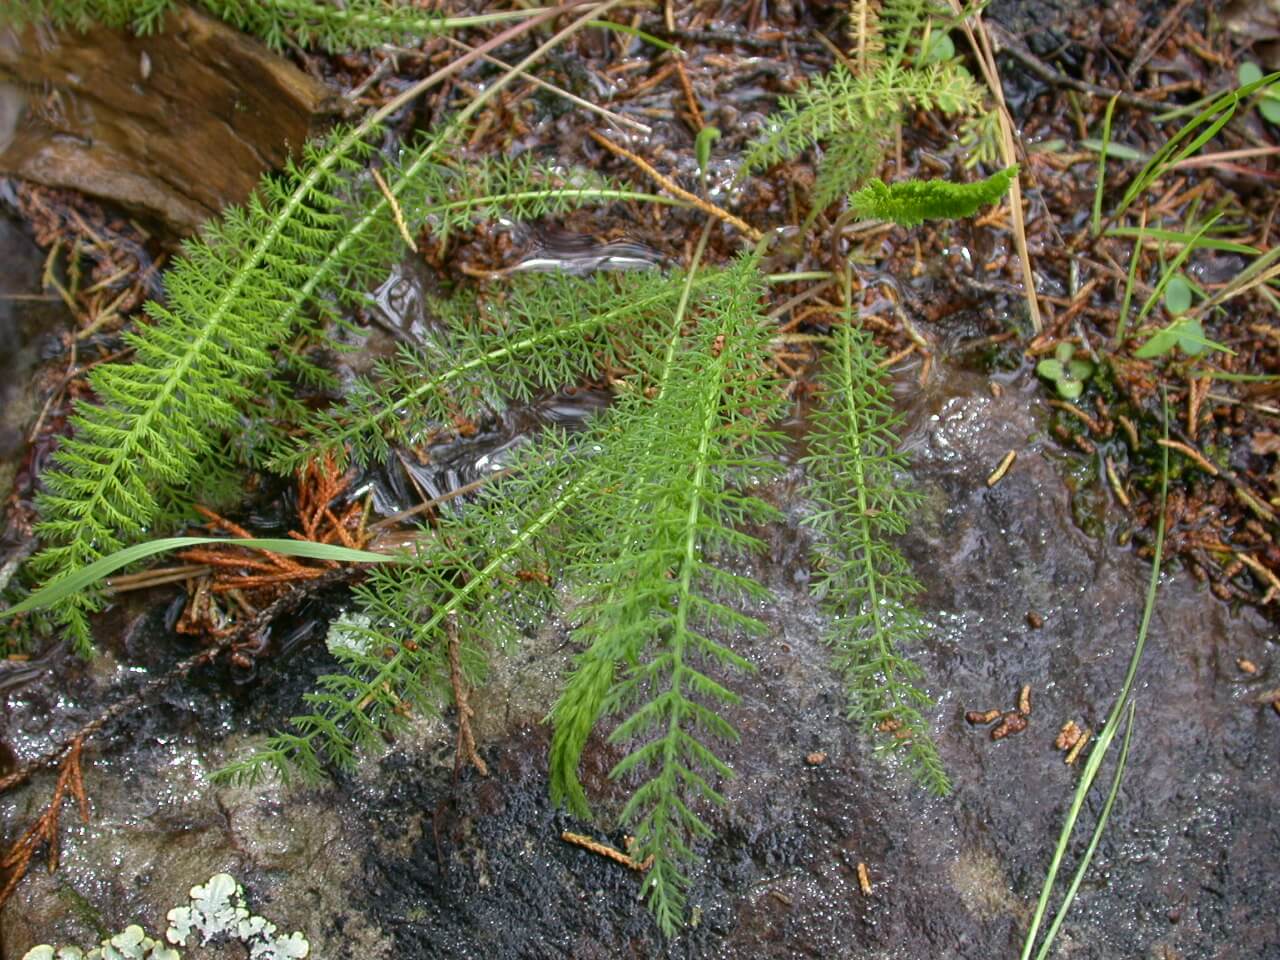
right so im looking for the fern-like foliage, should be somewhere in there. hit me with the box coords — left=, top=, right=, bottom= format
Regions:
left=215, top=434, right=590, bottom=785
left=549, top=259, right=785, bottom=933
left=850, top=164, right=1019, bottom=226
left=389, top=150, right=678, bottom=250
left=802, top=323, right=949, bottom=796
left=30, top=122, right=383, bottom=651
left=742, top=60, right=984, bottom=176
left=743, top=0, right=986, bottom=224
left=321, top=145, right=676, bottom=311
left=4, top=0, right=467, bottom=51
left=268, top=269, right=690, bottom=472
left=27, top=98, right=672, bottom=645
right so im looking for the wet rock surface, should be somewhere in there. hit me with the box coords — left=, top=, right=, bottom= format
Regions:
left=1, top=1, right=1277, bottom=955
left=0, top=6, right=339, bottom=235
left=3, top=358, right=1276, bottom=958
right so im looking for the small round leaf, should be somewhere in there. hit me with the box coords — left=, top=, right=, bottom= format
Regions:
left=1067, top=359, right=1094, bottom=381
left=1164, top=274, right=1193, bottom=315
left=1036, top=358, right=1065, bottom=380
left=1238, top=62, right=1264, bottom=86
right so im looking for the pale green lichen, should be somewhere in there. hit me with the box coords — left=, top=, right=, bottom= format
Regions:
left=20, top=926, right=178, bottom=960
left=22, top=873, right=308, bottom=960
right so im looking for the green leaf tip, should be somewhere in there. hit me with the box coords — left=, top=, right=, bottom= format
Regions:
left=851, top=164, right=1020, bottom=226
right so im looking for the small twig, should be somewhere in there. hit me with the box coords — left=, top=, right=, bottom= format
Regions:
left=587, top=129, right=763, bottom=242
left=986, top=450, right=1017, bottom=487
left=1237, top=553, right=1280, bottom=604
left=1157, top=438, right=1219, bottom=476
left=1105, top=457, right=1131, bottom=508
left=1127, top=0, right=1196, bottom=82
left=370, top=167, right=417, bottom=253
left=561, top=831, right=652, bottom=871
left=1047, top=398, right=1103, bottom=434
left=984, top=21, right=1169, bottom=112
left=1171, top=146, right=1280, bottom=170
left=947, top=2, right=1044, bottom=333
left=856, top=861, right=873, bottom=896
left=0, top=739, right=89, bottom=907
left=672, top=55, right=704, bottom=129
left=446, top=613, right=488, bottom=777
left=1064, top=727, right=1092, bottom=765
left=439, top=35, right=650, bottom=134
left=367, top=469, right=512, bottom=533
left=105, top=564, right=213, bottom=593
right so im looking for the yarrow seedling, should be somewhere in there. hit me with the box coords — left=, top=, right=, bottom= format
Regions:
left=1036, top=342, right=1094, bottom=399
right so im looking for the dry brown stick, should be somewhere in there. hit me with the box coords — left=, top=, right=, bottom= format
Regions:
left=440, top=34, right=650, bottom=134
left=1157, top=438, right=1220, bottom=476
left=947, top=2, right=1044, bottom=334
left=561, top=831, right=652, bottom=871
left=587, top=129, right=764, bottom=242
left=370, top=167, right=417, bottom=253
left=672, top=55, right=705, bottom=129
left=1128, top=0, right=1196, bottom=82
left=0, top=568, right=356, bottom=795
left=446, top=613, right=488, bottom=777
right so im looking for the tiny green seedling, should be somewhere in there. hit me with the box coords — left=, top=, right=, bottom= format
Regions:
left=1133, top=274, right=1233, bottom=360
left=1238, top=63, right=1280, bottom=125
left=1036, top=342, right=1093, bottom=399
left=1133, top=316, right=1228, bottom=359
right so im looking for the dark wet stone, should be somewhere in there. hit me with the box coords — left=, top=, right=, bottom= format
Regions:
left=4, top=359, right=1278, bottom=957
left=0, top=214, right=71, bottom=500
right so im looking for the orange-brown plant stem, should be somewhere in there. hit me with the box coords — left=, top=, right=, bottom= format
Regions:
left=587, top=129, right=763, bottom=242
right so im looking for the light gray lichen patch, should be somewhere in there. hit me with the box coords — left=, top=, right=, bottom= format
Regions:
left=22, top=872, right=309, bottom=960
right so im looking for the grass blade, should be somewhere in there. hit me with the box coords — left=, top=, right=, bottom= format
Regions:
left=1091, top=94, right=1119, bottom=236
left=1019, top=398, right=1169, bottom=959
left=1033, top=700, right=1138, bottom=960
left=1, top=537, right=399, bottom=620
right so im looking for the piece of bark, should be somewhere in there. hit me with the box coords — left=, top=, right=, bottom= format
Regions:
left=0, top=5, right=342, bottom=236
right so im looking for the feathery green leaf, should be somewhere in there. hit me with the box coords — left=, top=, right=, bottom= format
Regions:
left=850, top=164, right=1019, bottom=226
left=803, top=323, right=949, bottom=795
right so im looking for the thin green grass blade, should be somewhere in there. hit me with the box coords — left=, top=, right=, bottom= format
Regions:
left=1033, top=700, right=1138, bottom=960
left=1019, top=399, right=1169, bottom=959
left=1079, top=138, right=1144, bottom=162
left=1114, top=219, right=1145, bottom=346
left=1133, top=214, right=1221, bottom=326
left=1188, top=245, right=1280, bottom=319
left=1, top=537, right=398, bottom=620
left=1105, top=226, right=1259, bottom=255
left=1115, top=71, right=1280, bottom=218
left=586, top=19, right=680, bottom=52
left=1091, top=94, right=1119, bottom=236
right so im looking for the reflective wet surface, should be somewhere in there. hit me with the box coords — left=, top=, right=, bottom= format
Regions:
left=3, top=347, right=1276, bottom=957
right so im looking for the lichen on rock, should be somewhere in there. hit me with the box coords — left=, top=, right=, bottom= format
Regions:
left=22, top=872, right=309, bottom=960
